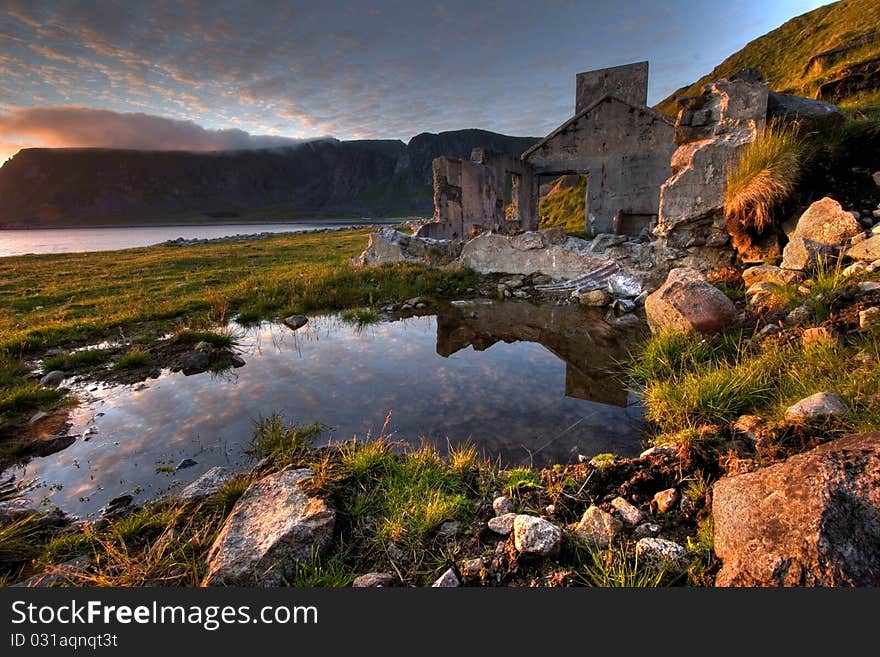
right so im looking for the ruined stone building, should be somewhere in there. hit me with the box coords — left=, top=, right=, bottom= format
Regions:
left=416, top=148, right=536, bottom=240
left=522, top=62, right=675, bottom=236
left=418, top=62, right=676, bottom=239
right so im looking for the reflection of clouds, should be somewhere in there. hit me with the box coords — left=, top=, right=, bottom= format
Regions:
left=15, top=313, right=642, bottom=516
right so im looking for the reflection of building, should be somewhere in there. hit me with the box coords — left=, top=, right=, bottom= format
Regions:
left=434, top=300, right=646, bottom=407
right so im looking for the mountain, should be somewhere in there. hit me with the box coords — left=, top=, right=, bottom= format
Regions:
left=656, top=0, right=880, bottom=116
left=0, top=130, right=538, bottom=227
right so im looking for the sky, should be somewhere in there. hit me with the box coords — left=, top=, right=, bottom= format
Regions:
left=0, top=0, right=832, bottom=163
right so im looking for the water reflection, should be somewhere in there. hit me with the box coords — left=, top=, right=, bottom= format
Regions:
left=6, top=302, right=647, bottom=517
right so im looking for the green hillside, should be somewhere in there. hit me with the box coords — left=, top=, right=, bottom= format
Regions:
left=656, top=0, right=880, bottom=116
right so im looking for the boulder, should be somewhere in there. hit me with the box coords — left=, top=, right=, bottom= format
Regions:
left=781, top=198, right=862, bottom=270
left=766, top=91, right=844, bottom=130
left=784, top=392, right=848, bottom=422
left=644, top=268, right=737, bottom=334
left=574, top=506, right=623, bottom=548
left=352, top=228, right=461, bottom=267
left=39, top=371, right=65, bottom=387
left=202, top=468, right=335, bottom=586
left=352, top=572, right=396, bottom=588
left=513, top=515, right=561, bottom=557
left=459, top=233, right=612, bottom=281
left=742, top=265, right=805, bottom=288
left=713, top=431, right=880, bottom=586
left=178, top=466, right=236, bottom=502
left=847, top=234, right=880, bottom=262
left=635, top=538, right=690, bottom=570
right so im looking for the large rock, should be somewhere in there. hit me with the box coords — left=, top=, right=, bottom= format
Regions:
left=713, top=431, right=880, bottom=586
left=656, top=78, right=768, bottom=251
left=352, top=228, right=461, bottom=267
left=781, top=198, right=862, bottom=270
left=766, top=92, right=844, bottom=131
left=847, top=234, right=880, bottom=262
left=644, top=268, right=737, bottom=334
left=513, top=515, right=562, bottom=557
left=202, top=468, right=335, bottom=586
left=574, top=506, right=623, bottom=548
left=458, top=232, right=612, bottom=281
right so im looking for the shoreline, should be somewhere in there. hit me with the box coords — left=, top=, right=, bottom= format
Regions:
left=0, top=217, right=409, bottom=231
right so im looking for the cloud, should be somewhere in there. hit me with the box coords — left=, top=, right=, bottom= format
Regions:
left=0, top=106, right=322, bottom=154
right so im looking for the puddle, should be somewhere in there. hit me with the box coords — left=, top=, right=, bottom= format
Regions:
left=5, top=301, right=648, bottom=517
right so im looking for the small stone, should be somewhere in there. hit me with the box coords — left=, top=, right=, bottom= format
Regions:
left=415, top=302, right=427, bottom=309
left=651, top=488, right=679, bottom=514
left=633, top=523, right=661, bottom=538
left=500, top=276, right=525, bottom=289
left=639, top=446, right=675, bottom=459
left=572, top=290, right=611, bottom=307
left=283, top=315, right=308, bottom=331
left=39, top=371, right=65, bottom=387
left=635, top=538, right=689, bottom=569
left=858, top=281, right=880, bottom=293
left=733, top=415, right=763, bottom=441
left=492, top=496, right=515, bottom=516
left=612, top=298, right=636, bottom=316
left=843, top=262, right=869, bottom=278
left=28, top=411, right=49, bottom=425
left=608, top=274, right=642, bottom=298
left=611, top=497, right=644, bottom=525
left=785, top=392, right=848, bottom=422
left=176, top=458, right=198, bottom=470
left=401, top=303, right=413, bottom=311
left=545, top=504, right=556, bottom=516
left=432, top=567, right=460, bottom=587
left=802, top=327, right=838, bottom=348
left=513, top=515, right=562, bottom=557
left=352, top=572, right=396, bottom=588
left=459, top=558, right=485, bottom=580
left=487, top=513, right=516, bottom=536
left=785, top=305, right=814, bottom=327
left=437, top=521, right=460, bottom=538
left=859, top=307, right=880, bottom=328
left=757, top=324, right=781, bottom=338
left=230, top=355, right=246, bottom=368
left=742, top=265, right=804, bottom=288
left=575, top=506, right=623, bottom=547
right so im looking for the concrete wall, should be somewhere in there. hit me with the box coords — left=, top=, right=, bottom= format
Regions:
left=525, top=97, right=675, bottom=235
left=417, top=149, right=536, bottom=240
left=576, top=61, right=648, bottom=114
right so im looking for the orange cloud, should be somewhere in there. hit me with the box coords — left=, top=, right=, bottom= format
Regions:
left=0, top=105, right=315, bottom=153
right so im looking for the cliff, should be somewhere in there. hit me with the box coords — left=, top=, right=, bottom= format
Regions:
left=0, top=129, right=538, bottom=227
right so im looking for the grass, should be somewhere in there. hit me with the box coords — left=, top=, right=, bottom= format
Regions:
left=633, top=304, right=880, bottom=444
left=112, top=348, right=154, bottom=370
left=725, top=119, right=807, bottom=255
left=246, top=412, right=321, bottom=466
left=655, top=0, right=880, bottom=115
left=172, top=328, right=240, bottom=350
left=0, top=228, right=478, bottom=431
left=340, top=308, right=380, bottom=326
left=42, top=348, right=112, bottom=372
left=568, top=537, right=682, bottom=587
left=538, top=175, right=586, bottom=234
